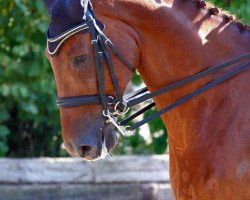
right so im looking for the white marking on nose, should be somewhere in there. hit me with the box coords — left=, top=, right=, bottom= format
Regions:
left=100, top=139, right=108, bottom=159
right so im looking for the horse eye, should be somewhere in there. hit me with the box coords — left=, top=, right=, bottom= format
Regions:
left=73, top=54, right=88, bottom=68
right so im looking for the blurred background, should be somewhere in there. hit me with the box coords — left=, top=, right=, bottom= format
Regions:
left=0, top=0, right=249, bottom=158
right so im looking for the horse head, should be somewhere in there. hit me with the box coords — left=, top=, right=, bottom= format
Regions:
left=44, top=0, right=139, bottom=160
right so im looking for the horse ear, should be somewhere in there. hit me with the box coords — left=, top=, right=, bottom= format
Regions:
left=66, top=0, right=88, bottom=19
left=80, top=0, right=89, bottom=11
left=43, top=0, right=55, bottom=11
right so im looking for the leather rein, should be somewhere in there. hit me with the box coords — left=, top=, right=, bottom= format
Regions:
left=47, top=14, right=250, bottom=136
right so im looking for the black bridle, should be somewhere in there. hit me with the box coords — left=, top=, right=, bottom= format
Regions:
left=47, top=11, right=250, bottom=136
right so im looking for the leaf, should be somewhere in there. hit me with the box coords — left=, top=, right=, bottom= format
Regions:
left=0, top=125, right=10, bottom=137
left=21, top=101, right=38, bottom=114
left=131, top=71, right=143, bottom=86
left=0, top=84, right=10, bottom=97
left=19, top=86, right=29, bottom=98
left=0, top=108, right=10, bottom=122
left=0, top=140, right=9, bottom=157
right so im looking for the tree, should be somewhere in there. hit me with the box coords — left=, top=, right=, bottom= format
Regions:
left=0, top=1, right=62, bottom=157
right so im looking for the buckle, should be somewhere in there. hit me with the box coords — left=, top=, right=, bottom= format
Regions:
left=114, top=101, right=129, bottom=116
left=103, top=110, right=133, bottom=136
left=107, top=96, right=115, bottom=105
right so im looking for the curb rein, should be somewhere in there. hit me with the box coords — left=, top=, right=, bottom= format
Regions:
left=47, top=16, right=250, bottom=136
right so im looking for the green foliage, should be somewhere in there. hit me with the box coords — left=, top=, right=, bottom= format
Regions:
left=131, top=71, right=142, bottom=86
left=0, top=0, right=63, bottom=157
left=210, top=0, right=250, bottom=23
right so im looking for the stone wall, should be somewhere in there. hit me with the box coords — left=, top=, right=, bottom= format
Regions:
left=0, top=155, right=174, bottom=200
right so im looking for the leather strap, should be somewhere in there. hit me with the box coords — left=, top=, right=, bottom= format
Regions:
left=57, top=94, right=115, bottom=108
left=90, top=21, right=108, bottom=112
left=125, top=52, right=250, bottom=107
left=99, top=37, right=123, bottom=102
left=127, top=61, right=250, bottom=130
left=119, top=102, right=155, bottom=126
left=105, top=40, right=135, bottom=72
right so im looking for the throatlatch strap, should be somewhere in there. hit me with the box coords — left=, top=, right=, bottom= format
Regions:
left=106, top=40, right=135, bottom=72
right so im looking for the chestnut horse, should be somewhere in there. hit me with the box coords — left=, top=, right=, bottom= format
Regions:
left=44, top=0, right=250, bottom=199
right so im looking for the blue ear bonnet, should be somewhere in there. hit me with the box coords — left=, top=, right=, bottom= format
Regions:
left=46, top=0, right=104, bottom=55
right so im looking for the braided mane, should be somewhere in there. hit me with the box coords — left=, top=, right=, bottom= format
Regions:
left=183, top=0, right=249, bottom=32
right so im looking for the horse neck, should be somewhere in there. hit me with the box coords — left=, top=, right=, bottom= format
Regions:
left=133, top=0, right=250, bottom=137
left=96, top=0, right=250, bottom=136
left=129, top=0, right=250, bottom=84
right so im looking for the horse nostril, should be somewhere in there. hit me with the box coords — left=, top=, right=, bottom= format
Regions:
left=77, top=145, right=92, bottom=158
